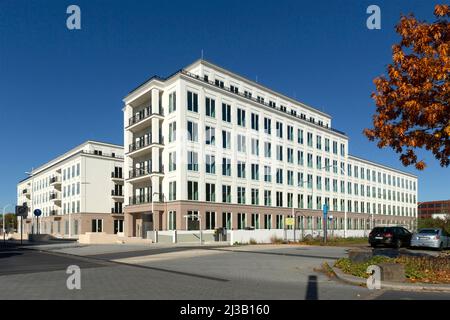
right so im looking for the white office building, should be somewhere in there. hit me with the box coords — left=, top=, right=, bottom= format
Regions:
left=17, top=141, right=124, bottom=237
left=122, top=59, right=418, bottom=238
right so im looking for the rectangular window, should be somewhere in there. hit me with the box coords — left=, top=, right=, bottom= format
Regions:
left=264, top=142, right=272, bottom=158
left=169, top=181, right=176, bottom=200
left=251, top=189, right=259, bottom=205
left=264, top=190, right=272, bottom=206
left=237, top=108, right=246, bottom=127
left=251, top=113, right=259, bottom=131
left=206, top=212, right=216, bottom=230
left=237, top=134, right=246, bottom=153
left=187, top=91, right=198, bottom=112
left=169, top=152, right=176, bottom=171
left=187, top=121, right=198, bottom=142
left=206, top=154, right=215, bottom=174
left=264, top=166, right=272, bottom=182
left=205, top=97, right=215, bottom=117
left=205, top=126, right=215, bottom=145
left=237, top=161, right=246, bottom=178
left=222, top=158, right=231, bottom=176
left=222, top=103, right=231, bottom=123
left=169, top=122, right=176, bottom=143
left=264, top=118, right=271, bottom=134
left=169, top=92, right=176, bottom=113
left=187, top=151, right=198, bottom=171
left=222, top=130, right=231, bottom=149
left=251, top=164, right=259, bottom=181
left=287, top=125, right=294, bottom=141
left=298, top=129, right=304, bottom=144
left=276, top=121, right=283, bottom=138
left=251, top=138, right=259, bottom=156
left=206, top=183, right=216, bottom=202
left=187, top=181, right=198, bottom=200
left=222, top=185, right=231, bottom=203
left=237, top=187, right=246, bottom=204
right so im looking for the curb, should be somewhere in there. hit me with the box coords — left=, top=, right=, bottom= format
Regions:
left=331, top=267, right=450, bottom=293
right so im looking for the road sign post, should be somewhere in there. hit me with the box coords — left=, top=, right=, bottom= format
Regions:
left=323, top=204, right=329, bottom=244
left=33, top=209, right=42, bottom=235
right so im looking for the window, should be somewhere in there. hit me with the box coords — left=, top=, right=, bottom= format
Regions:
left=237, top=161, right=246, bottom=178
left=187, top=151, right=198, bottom=171
left=222, top=103, right=231, bottom=122
left=168, top=211, right=176, bottom=230
left=237, top=187, right=246, bottom=204
left=264, top=142, right=272, bottom=158
left=287, top=125, right=294, bottom=141
left=287, top=148, right=294, bottom=163
left=206, top=183, right=216, bottom=202
left=264, top=166, right=272, bottom=182
left=276, top=121, right=283, bottom=138
left=316, top=155, right=322, bottom=169
left=276, top=192, right=283, bottom=207
left=206, top=155, right=215, bottom=174
left=287, top=170, right=294, bottom=186
left=222, top=130, right=231, bottom=149
left=251, top=213, right=260, bottom=229
left=333, top=141, right=338, bottom=154
left=76, top=164, right=80, bottom=176
left=264, top=118, right=271, bottom=134
left=206, top=212, right=216, bottom=230
left=169, top=92, right=176, bottom=113
left=237, top=213, right=246, bottom=229
left=251, top=164, right=259, bottom=180
left=222, top=212, right=232, bottom=229
left=237, top=134, right=246, bottom=153
left=307, top=153, right=313, bottom=168
left=215, top=79, right=224, bottom=88
left=222, top=185, right=231, bottom=203
left=222, top=158, right=231, bottom=176
left=340, top=143, right=345, bottom=156
left=187, top=121, right=198, bottom=142
left=276, top=169, right=283, bottom=184
left=187, top=91, right=198, bottom=112
left=298, top=129, right=304, bottom=144
left=251, top=138, right=259, bottom=156
left=169, top=181, right=176, bottom=200
left=307, top=132, right=313, bottom=147
left=230, top=85, right=238, bottom=93
left=91, top=219, right=103, bottom=233
left=276, top=145, right=283, bottom=161
left=205, top=97, right=215, bottom=117
left=298, top=151, right=304, bottom=166
left=187, top=181, right=198, bottom=200
left=205, top=126, right=215, bottom=145
left=251, top=189, right=259, bottom=205
left=316, top=135, right=322, bottom=150
left=325, top=138, right=330, bottom=152
left=237, top=108, right=246, bottom=127
left=251, top=113, right=259, bottom=131
left=169, top=122, right=176, bottom=143
left=264, top=190, right=272, bottom=206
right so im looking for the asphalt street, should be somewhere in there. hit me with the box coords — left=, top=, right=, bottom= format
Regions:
left=0, top=242, right=449, bottom=300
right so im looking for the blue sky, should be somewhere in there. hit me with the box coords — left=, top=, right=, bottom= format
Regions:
left=0, top=0, right=448, bottom=210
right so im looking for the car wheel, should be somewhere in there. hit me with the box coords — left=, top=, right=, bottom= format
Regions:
left=395, top=239, right=402, bottom=249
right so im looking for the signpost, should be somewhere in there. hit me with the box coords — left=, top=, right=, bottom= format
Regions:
left=15, top=204, right=28, bottom=245
left=33, top=209, right=42, bottom=235
left=323, top=204, right=329, bottom=244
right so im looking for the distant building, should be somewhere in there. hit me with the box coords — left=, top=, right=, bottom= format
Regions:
left=17, top=141, right=124, bottom=238
left=418, top=200, right=450, bottom=220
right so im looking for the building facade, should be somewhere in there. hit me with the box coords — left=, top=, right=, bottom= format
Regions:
left=123, top=59, right=418, bottom=238
left=17, top=141, right=124, bottom=237
left=418, top=200, right=450, bottom=219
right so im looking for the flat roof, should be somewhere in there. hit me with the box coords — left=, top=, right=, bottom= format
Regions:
left=348, top=154, right=417, bottom=178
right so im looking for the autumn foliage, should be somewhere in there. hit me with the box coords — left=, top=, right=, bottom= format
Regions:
left=364, top=5, right=450, bottom=170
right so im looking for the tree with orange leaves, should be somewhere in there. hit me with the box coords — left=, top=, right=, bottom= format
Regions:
left=364, top=4, right=449, bottom=170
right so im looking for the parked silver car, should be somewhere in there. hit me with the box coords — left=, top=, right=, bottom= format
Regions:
left=410, top=228, right=450, bottom=250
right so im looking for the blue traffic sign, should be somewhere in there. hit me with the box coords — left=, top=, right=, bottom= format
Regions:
left=33, top=209, right=42, bottom=217
left=323, top=204, right=328, bottom=216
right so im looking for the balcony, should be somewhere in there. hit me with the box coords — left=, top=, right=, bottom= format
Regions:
left=111, top=208, right=123, bottom=214
left=128, top=136, right=163, bottom=158
left=50, top=209, right=60, bottom=216
left=128, top=194, right=151, bottom=206
left=22, top=189, right=31, bottom=198
left=49, top=192, right=61, bottom=204
left=111, top=190, right=124, bottom=199
left=111, top=171, right=123, bottom=179
left=127, top=106, right=164, bottom=132
left=127, top=167, right=164, bottom=183
left=50, top=176, right=62, bottom=188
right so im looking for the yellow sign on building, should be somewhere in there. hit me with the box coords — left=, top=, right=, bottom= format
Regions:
left=285, top=218, right=295, bottom=226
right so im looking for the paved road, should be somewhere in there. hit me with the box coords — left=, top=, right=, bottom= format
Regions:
left=0, top=242, right=449, bottom=300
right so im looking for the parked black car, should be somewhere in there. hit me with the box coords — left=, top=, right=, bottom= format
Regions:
left=369, top=226, right=412, bottom=248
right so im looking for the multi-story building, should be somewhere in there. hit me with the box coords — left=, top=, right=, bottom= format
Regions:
left=123, top=59, right=418, bottom=238
left=17, top=141, right=124, bottom=237
left=418, top=200, right=450, bottom=219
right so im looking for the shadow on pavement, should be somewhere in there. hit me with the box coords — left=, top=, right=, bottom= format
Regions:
left=305, top=275, right=319, bottom=300
left=373, top=248, right=435, bottom=258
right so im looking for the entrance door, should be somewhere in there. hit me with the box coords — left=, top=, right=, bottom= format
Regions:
left=142, top=213, right=153, bottom=238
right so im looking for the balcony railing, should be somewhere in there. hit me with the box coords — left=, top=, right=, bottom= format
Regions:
left=129, top=106, right=151, bottom=126
left=50, top=176, right=60, bottom=184
left=111, top=172, right=123, bottom=179
left=111, top=190, right=124, bottom=197
left=22, top=189, right=28, bottom=194
left=80, top=150, right=124, bottom=159
left=128, top=166, right=163, bottom=179
left=129, top=136, right=163, bottom=153
left=49, top=192, right=60, bottom=200
left=111, top=208, right=123, bottom=214
left=181, top=70, right=347, bottom=137
left=129, top=194, right=151, bottom=205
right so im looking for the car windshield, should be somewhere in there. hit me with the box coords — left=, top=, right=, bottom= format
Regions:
left=418, top=229, right=439, bottom=235
left=372, top=227, right=392, bottom=233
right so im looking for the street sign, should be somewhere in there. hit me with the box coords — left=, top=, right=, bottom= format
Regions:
left=15, top=205, right=28, bottom=218
left=323, top=204, right=328, bottom=216
left=34, top=209, right=42, bottom=217
left=285, top=217, right=295, bottom=226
